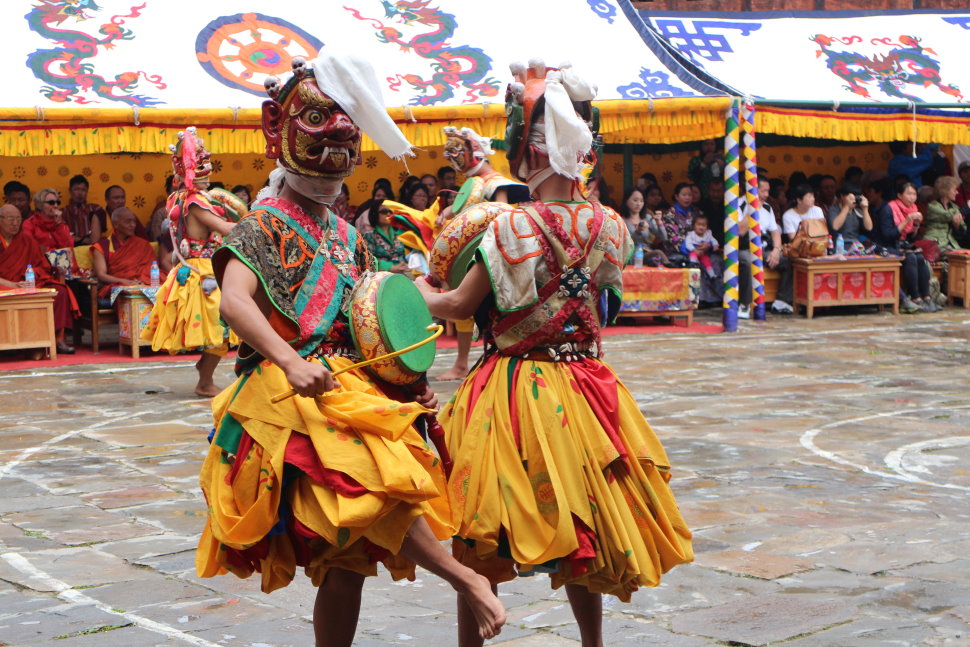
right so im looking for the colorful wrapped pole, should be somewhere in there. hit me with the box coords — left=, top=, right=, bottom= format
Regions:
left=742, top=101, right=766, bottom=321
left=722, top=100, right=742, bottom=332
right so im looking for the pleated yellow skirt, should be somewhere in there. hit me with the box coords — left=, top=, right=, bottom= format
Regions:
left=141, top=257, right=237, bottom=353
left=196, top=356, right=454, bottom=593
left=442, top=354, right=693, bottom=601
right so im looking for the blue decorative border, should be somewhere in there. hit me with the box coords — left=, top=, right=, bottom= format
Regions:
left=587, top=0, right=617, bottom=24
left=640, top=9, right=970, bottom=19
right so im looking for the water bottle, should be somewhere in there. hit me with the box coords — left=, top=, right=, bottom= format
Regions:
left=150, top=261, right=160, bottom=288
left=826, top=235, right=834, bottom=255
left=835, top=234, right=845, bottom=258
left=633, top=245, right=644, bottom=268
left=24, top=264, right=35, bottom=289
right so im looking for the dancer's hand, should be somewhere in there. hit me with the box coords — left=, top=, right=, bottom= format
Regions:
left=283, top=357, right=335, bottom=397
left=414, top=383, right=439, bottom=412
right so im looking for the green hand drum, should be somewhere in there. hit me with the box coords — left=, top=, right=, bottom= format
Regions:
left=207, top=187, right=248, bottom=223
left=451, top=176, right=486, bottom=215
left=349, top=272, right=436, bottom=385
left=430, top=201, right=507, bottom=288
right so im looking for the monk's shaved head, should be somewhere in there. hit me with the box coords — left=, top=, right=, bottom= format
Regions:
left=0, top=204, right=19, bottom=218
left=111, top=206, right=136, bottom=223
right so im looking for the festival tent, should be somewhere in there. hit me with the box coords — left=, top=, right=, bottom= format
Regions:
left=0, top=0, right=733, bottom=216
left=624, top=6, right=970, bottom=144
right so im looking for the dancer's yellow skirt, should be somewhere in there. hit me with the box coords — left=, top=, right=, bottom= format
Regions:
left=196, top=356, right=454, bottom=593
left=141, top=257, right=238, bottom=353
left=443, top=354, right=693, bottom=601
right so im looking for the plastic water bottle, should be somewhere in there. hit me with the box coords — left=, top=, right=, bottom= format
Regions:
left=150, top=261, right=160, bottom=288
left=633, top=245, right=644, bottom=268
left=24, top=264, right=35, bottom=289
left=835, top=234, right=845, bottom=258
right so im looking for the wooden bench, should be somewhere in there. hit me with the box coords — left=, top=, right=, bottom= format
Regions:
left=0, top=288, right=58, bottom=359
left=792, top=256, right=902, bottom=319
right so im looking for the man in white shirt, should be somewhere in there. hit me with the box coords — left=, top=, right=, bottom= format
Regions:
left=739, top=177, right=790, bottom=317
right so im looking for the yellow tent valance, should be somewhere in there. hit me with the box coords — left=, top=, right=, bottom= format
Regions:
left=0, top=98, right=731, bottom=157
left=758, top=106, right=970, bottom=145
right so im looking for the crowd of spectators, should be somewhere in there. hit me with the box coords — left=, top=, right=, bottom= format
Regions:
left=610, top=141, right=970, bottom=316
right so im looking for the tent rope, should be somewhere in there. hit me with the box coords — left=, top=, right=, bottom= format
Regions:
left=910, top=101, right=918, bottom=157
left=132, top=106, right=140, bottom=126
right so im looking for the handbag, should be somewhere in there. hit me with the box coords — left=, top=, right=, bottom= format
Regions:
left=913, top=239, right=940, bottom=263
left=788, top=218, right=829, bottom=258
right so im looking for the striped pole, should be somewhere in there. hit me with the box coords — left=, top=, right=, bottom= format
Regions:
left=722, top=99, right=741, bottom=332
left=742, top=101, right=766, bottom=321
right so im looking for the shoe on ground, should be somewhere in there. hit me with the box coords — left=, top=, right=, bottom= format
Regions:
left=737, top=305, right=751, bottom=319
left=771, top=300, right=794, bottom=314
left=919, top=299, right=936, bottom=313
left=930, top=300, right=943, bottom=312
left=900, top=295, right=920, bottom=314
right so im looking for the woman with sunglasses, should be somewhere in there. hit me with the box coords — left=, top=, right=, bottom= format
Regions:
left=362, top=202, right=409, bottom=273
left=21, top=188, right=73, bottom=253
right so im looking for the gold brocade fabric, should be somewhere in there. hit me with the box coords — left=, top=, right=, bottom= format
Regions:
left=196, top=356, right=453, bottom=593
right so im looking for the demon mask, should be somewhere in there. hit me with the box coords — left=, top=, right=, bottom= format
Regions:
left=169, top=127, right=212, bottom=187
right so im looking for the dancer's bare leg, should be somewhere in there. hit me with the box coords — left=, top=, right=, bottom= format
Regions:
left=437, top=331, right=471, bottom=381
left=194, top=351, right=222, bottom=397
left=457, top=581, right=498, bottom=647
left=566, top=583, right=603, bottom=647
left=399, top=517, right=505, bottom=640
left=313, top=567, right=365, bottom=647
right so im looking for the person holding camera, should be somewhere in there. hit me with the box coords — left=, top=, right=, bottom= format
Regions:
left=826, top=190, right=873, bottom=247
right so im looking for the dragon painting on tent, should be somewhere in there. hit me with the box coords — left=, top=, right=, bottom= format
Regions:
left=25, top=0, right=165, bottom=106
left=812, top=33, right=965, bottom=103
left=344, top=0, right=501, bottom=105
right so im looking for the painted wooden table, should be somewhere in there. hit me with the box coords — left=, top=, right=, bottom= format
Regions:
left=792, top=256, right=902, bottom=319
left=946, top=251, right=970, bottom=308
left=0, top=288, right=57, bottom=359
left=620, top=267, right=700, bottom=326
left=117, top=288, right=154, bottom=358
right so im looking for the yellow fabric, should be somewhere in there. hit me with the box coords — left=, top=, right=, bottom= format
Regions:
left=140, top=257, right=238, bottom=352
left=196, top=356, right=454, bottom=592
left=454, top=317, right=475, bottom=334
left=74, top=242, right=158, bottom=271
left=0, top=98, right=731, bottom=156
left=443, top=357, right=693, bottom=601
left=758, top=106, right=970, bottom=145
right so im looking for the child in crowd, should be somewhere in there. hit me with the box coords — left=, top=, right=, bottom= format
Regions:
left=682, top=214, right=719, bottom=278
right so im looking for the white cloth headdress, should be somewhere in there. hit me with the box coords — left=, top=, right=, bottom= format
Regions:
left=541, top=65, right=596, bottom=179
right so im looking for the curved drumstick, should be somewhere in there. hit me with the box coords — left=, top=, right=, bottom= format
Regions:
left=270, top=324, right=444, bottom=404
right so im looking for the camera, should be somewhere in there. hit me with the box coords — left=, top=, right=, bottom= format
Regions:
left=854, top=195, right=864, bottom=206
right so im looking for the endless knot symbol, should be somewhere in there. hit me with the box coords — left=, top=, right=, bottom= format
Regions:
left=653, top=19, right=762, bottom=63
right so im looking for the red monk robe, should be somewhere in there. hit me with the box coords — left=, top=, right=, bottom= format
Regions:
left=0, top=232, right=79, bottom=329
left=91, top=234, right=163, bottom=299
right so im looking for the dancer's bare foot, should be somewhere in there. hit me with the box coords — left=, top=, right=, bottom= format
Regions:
left=459, top=573, right=506, bottom=641
left=435, top=364, right=468, bottom=381
left=195, top=382, right=221, bottom=397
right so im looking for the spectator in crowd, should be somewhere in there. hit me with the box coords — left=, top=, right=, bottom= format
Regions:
left=22, top=188, right=72, bottom=253
left=149, top=175, right=176, bottom=243
left=436, top=165, right=456, bottom=190
left=3, top=181, right=32, bottom=218
left=635, top=172, right=659, bottom=192
left=767, top=178, right=786, bottom=221
left=843, top=166, right=864, bottom=192
left=643, top=183, right=668, bottom=213
left=689, top=183, right=702, bottom=206
left=826, top=189, right=873, bottom=245
left=888, top=142, right=939, bottom=188
left=355, top=179, right=395, bottom=234
left=816, top=174, right=839, bottom=213
left=619, top=187, right=667, bottom=264
left=688, top=138, right=723, bottom=199
left=956, top=161, right=970, bottom=206
left=91, top=207, right=165, bottom=301
left=63, top=175, right=105, bottom=247
left=371, top=177, right=395, bottom=202
left=738, top=177, right=785, bottom=318
left=398, top=175, right=421, bottom=202
left=0, top=204, right=77, bottom=355
left=781, top=184, right=826, bottom=241
left=787, top=171, right=808, bottom=201
left=924, top=176, right=967, bottom=252
left=363, top=202, right=408, bottom=273
left=868, top=179, right=936, bottom=313
left=916, top=185, right=936, bottom=220
left=420, top=173, right=438, bottom=197
left=587, top=178, right=617, bottom=210
left=103, top=185, right=149, bottom=240
left=332, top=184, right=355, bottom=223
left=231, top=185, right=252, bottom=206
left=698, top=177, right=726, bottom=245
left=664, top=182, right=722, bottom=303
left=682, top=214, right=720, bottom=279
left=404, top=182, right=431, bottom=211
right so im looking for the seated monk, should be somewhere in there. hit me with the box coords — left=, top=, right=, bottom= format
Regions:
left=92, top=207, right=164, bottom=301
left=0, top=204, right=79, bottom=355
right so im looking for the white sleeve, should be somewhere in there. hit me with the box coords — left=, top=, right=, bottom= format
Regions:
left=782, top=210, right=799, bottom=235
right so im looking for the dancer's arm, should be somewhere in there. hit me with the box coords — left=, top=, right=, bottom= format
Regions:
left=416, top=262, right=491, bottom=321
left=220, top=257, right=334, bottom=396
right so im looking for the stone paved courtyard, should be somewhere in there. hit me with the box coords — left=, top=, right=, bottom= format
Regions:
left=1, top=308, right=969, bottom=646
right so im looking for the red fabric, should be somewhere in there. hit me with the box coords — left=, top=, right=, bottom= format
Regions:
left=21, top=213, right=73, bottom=252
left=226, top=432, right=255, bottom=485
left=283, top=431, right=368, bottom=497
left=567, top=358, right=627, bottom=460
left=92, top=234, right=160, bottom=298
left=564, top=514, right=597, bottom=578
left=463, top=354, right=500, bottom=425
left=508, top=360, right=524, bottom=449
left=0, top=233, right=78, bottom=327
left=63, top=203, right=107, bottom=242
